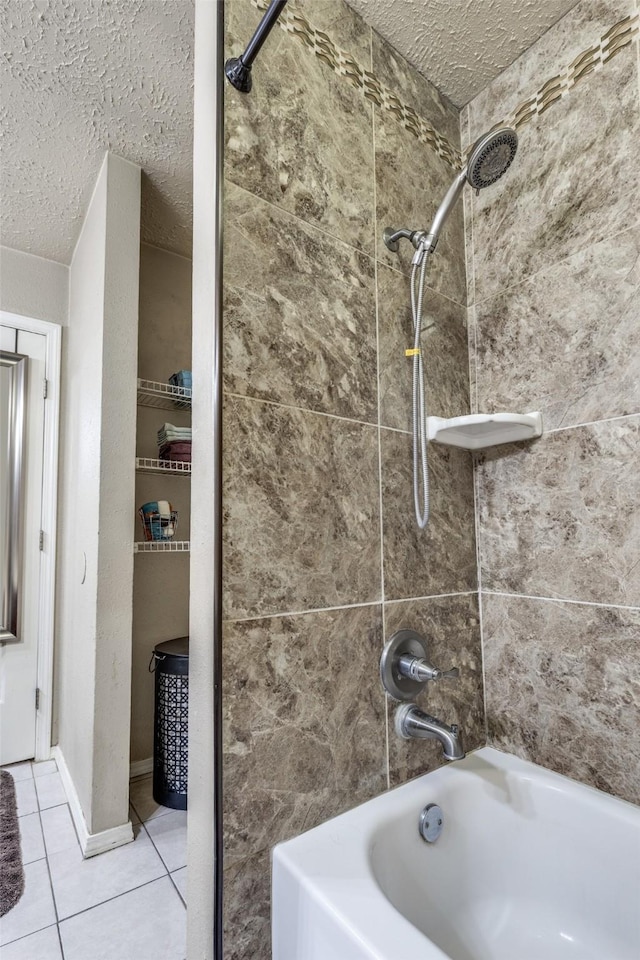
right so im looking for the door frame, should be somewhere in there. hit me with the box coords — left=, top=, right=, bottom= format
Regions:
left=1, top=310, right=61, bottom=761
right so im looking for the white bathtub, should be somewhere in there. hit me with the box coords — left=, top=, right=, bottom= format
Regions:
left=272, top=747, right=640, bottom=960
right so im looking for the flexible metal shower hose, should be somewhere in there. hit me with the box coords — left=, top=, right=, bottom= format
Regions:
left=410, top=252, right=430, bottom=529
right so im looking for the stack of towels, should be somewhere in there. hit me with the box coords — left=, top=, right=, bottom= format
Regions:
left=158, top=423, right=192, bottom=463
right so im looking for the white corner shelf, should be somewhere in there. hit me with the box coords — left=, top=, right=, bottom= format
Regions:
left=135, top=457, right=191, bottom=476
left=427, top=412, right=543, bottom=450
left=137, top=378, right=192, bottom=411
left=134, top=540, right=190, bottom=554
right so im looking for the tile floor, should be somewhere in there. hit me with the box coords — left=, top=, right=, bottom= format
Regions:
left=1, top=760, right=186, bottom=960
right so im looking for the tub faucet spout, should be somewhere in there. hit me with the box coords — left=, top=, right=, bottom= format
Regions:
left=395, top=703, right=465, bottom=761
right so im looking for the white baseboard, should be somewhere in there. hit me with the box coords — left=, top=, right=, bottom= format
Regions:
left=130, top=757, right=153, bottom=779
left=53, top=746, right=134, bottom=859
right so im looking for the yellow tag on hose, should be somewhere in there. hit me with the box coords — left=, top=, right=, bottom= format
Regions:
left=405, top=348, right=420, bottom=357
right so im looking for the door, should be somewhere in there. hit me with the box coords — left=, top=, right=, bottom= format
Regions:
left=0, top=324, right=46, bottom=764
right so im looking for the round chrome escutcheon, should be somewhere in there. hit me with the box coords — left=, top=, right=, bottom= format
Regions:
left=419, top=803, right=443, bottom=843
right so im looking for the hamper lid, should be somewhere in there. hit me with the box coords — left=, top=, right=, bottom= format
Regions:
left=154, top=636, right=189, bottom=659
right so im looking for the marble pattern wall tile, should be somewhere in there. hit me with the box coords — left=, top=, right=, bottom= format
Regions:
left=224, top=850, right=271, bottom=960
left=383, top=594, right=485, bottom=786
left=224, top=182, right=378, bottom=423
left=371, top=29, right=460, bottom=151
left=223, top=397, right=381, bottom=619
left=469, top=39, right=640, bottom=302
left=477, top=417, right=640, bottom=606
left=223, top=605, right=386, bottom=863
left=468, top=0, right=634, bottom=142
left=377, top=262, right=469, bottom=433
left=378, top=264, right=469, bottom=430
left=225, top=0, right=375, bottom=255
left=474, top=225, right=640, bottom=431
left=286, top=0, right=373, bottom=63
left=374, top=111, right=467, bottom=305
left=381, top=428, right=477, bottom=601
left=467, top=305, right=478, bottom=415
left=483, top=593, right=640, bottom=805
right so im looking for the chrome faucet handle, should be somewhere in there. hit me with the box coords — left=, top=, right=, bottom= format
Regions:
left=380, top=629, right=460, bottom=701
left=397, top=654, right=459, bottom=683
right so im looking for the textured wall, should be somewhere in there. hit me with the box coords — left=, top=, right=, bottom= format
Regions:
left=0, top=0, right=194, bottom=264
left=222, top=1, right=480, bottom=955
left=131, top=244, right=192, bottom=764
left=344, top=0, right=583, bottom=106
left=464, top=0, right=640, bottom=805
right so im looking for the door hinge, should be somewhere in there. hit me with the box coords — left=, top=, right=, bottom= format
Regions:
left=35, top=688, right=41, bottom=710
left=39, top=530, right=45, bottom=551
left=43, top=378, right=48, bottom=399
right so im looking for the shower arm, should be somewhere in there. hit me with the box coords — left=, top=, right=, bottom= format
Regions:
left=225, top=0, right=288, bottom=93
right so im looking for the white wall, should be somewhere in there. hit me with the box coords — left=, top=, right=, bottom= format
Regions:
left=0, top=246, right=68, bottom=326
left=56, top=152, right=141, bottom=837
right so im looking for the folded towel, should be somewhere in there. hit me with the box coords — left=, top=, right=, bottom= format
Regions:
left=159, top=442, right=192, bottom=461
left=159, top=441, right=192, bottom=454
left=159, top=449, right=192, bottom=463
left=157, top=422, right=192, bottom=434
left=157, top=423, right=192, bottom=444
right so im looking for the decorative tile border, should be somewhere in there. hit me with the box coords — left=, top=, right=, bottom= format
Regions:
left=250, top=0, right=463, bottom=169
left=250, top=1, right=639, bottom=166
left=498, top=13, right=640, bottom=136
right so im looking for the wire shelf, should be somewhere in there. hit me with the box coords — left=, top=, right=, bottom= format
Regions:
left=134, top=540, right=190, bottom=554
left=136, top=457, right=192, bottom=476
left=137, top=379, right=192, bottom=411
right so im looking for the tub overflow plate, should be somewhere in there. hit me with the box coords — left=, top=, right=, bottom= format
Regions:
left=419, top=803, right=443, bottom=843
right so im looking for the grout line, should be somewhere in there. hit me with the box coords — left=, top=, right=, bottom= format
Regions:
left=56, top=874, right=172, bottom=925
left=226, top=178, right=469, bottom=311
left=373, top=112, right=386, bottom=626
left=472, top=219, right=640, bottom=308
left=482, top=590, right=640, bottom=613
left=42, top=839, right=61, bottom=927
left=139, top=820, right=173, bottom=878
left=226, top=177, right=378, bottom=270
left=637, top=0, right=640, bottom=105
left=472, top=457, right=489, bottom=743
left=2, top=923, right=60, bottom=951
left=225, top=591, right=479, bottom=625
left=374, top=250, right=470, bottom=309
left=383, top=590, right=477, bottom=606
left=543, top=412, right=640, bottom=435
left=223, top=390, right=381, bottom=432
left=224, top=598, right=383, bottom=625
left=168, top=868, right=187, bottom=909
left=225, top=387, right=411, bottom=437
left=57, top=922, right=66, bottom=960
left=372, top=104, right=391, bottom=792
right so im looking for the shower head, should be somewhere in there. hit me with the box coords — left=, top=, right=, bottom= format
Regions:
left=382, top=126, right=518, bottom=258
left=466, top=127, right=518, bottom=190
left=420, top=126, right=518, bottom=255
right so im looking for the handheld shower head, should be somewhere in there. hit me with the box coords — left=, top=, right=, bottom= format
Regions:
left=420, top=126, right=518, bottom=255
left=466, top=127, right=518, bottom=190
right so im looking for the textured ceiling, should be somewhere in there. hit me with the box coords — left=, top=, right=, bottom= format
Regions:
left=345, top=0, right=582, bottom=107
left=0, top=0, right=194, bottom=264
left=1, top=0, right=583, bottom=264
